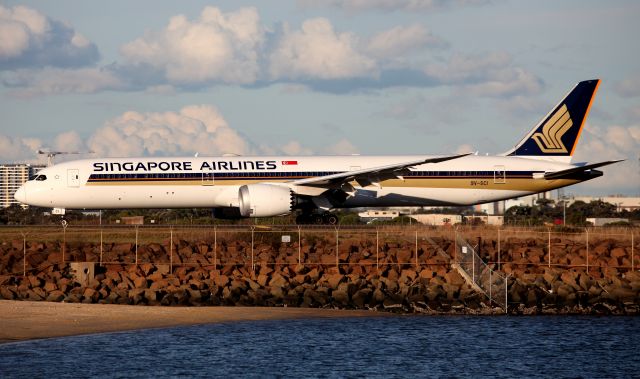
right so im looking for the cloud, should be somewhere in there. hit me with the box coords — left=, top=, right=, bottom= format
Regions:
left=423, top=52, right=543, bottom=97
left=614, top=75, right=640, bottom=98
left=573, top=124, right=640, bottom=193
left=323, top=138, right=359, bottom=155
left=297, top=0, right=492, bottom=13
left=269, top=18, right=376, bottom=80
left=0, top=134, right=43, bottom=162
left=455, top=144, right=475, bottom=154
left=280, top=141, right=314, bottom=155
left=1, top=67, right=123, bottom=97
left=0, top=5, right=99, bottom=69
left=365, top=24, right=447, bottom=60
left=120, top=6, right=263, bottom=85
left=0, top=5, right=542, bottom=97
left=87, top=105, right=254, bottom=158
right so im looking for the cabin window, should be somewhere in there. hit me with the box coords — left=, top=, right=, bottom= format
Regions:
left=35, top=175, right=47, bottom=181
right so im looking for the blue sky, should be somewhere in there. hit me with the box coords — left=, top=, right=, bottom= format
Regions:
left=0, top=0, right=638, bottom=195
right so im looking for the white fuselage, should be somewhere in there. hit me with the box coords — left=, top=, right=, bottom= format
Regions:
left=15, top=154, right=586, bottom=210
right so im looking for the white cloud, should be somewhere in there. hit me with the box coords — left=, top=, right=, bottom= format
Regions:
left=423, top=52, right=543, bottom=97
left=455, top=144, right=475, bottom=154
left=297, top=0, right=491, bottom=13
left=366, top=24, right=446, bottom=59
left=52, top=131, right=85, bottom=152
left=120, top=6, right=263, bottom=84
left=281, top=141, right=314, bottom=155
left=0, top=5, right=98, bottom=69
left=324, top=138, right=359, bottom=155
left=2, top=67, right=123, bottom=97
left=614, top=75, right=640, bottom=98
left=269, top=18, right=376, bottom=80
left=573, top=124, right=640, bottom=193
left=0, top=134, right=43, bottom=162
left=87, top=105, right=254, bottom=158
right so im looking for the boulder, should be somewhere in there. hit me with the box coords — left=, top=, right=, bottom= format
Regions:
left=0, top=286, right=17, bottom=300
left=324, top=273, right=344, bottom=289
left=46, top=290, right=66, bottom=302
left=269, top=273, right=289, bottom=288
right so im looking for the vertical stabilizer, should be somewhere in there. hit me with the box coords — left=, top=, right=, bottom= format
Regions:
left=504, top=79, right=600, bottom=163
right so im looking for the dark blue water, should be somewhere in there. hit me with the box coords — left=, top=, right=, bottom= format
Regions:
left=0, top=316, right=639, bottom=378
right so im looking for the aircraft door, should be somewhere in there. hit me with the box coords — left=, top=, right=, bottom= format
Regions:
left=67, top=169, right=80, bottom=187
left=493, top=165, right=506, bottom=184
left=202, top=170, right=215, bottom=186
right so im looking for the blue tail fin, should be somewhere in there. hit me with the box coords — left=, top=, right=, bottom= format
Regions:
left=505, top=79, right=600, bottom=162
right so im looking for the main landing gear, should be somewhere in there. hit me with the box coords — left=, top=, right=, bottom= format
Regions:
left=295, top=211, right=339, bottom=225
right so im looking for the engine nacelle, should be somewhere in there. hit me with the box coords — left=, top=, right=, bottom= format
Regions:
left=238, top=184, right=294, bottom=217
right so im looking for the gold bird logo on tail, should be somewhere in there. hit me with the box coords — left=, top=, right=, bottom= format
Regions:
left=531, top=104, right=573, bottom=153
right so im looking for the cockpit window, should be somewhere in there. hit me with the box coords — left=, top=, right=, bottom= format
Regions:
left=34, top=175, right=47, bottom=181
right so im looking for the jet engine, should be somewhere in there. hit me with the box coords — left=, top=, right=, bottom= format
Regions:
left=238, top=184, right=294, bottom=217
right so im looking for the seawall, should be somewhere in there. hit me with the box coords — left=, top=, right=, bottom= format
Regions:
left=0, top=227, right=638, bottom=315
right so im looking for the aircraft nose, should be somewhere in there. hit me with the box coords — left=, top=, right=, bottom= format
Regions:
left=14, top=185, right=27, bottom=203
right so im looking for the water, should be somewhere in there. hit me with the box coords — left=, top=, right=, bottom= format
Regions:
left=1, top=316, right=639, bottom=378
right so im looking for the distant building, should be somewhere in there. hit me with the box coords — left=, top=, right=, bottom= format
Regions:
left=411, top=214, right=462, bottom=226
left=119, top=216, right=145, bottom=225
left=0, top=163, right=46, bottom=208
left=464, top=215, right=504, bottom=226
left=586, top=217, right=629, bottom=226
left=358, top=210, right=400, bottom=222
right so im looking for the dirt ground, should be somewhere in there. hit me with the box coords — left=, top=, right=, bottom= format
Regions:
left=0, top=300, right=378, bottom=343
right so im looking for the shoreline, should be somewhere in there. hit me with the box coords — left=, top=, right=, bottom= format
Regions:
left=0, top=300, right=378, bottom=344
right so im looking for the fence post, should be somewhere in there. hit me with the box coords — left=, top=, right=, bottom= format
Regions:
left=376, top=228, right=379, bottom=271
left=100, top=228, right=103, bottom=266
left=298, top=226, right=302, bottom=265
left=505, top=274, right=511, bottom=314
left=472, top=245, right=475, bottom=284
left=335, top=228, right=339, bottom=269
left=415, top=230, right=418, bottom=268
left=213, top=226, right=217, bottom=270
left=489, top=269, right=492, bottom=305
left=169, top=227, right=173, bottom=273
left=454, top=226, right=459, bottom=263
left=23, top=234, right=26, bottom=277
left=135, top=225, right=139, bottom=266
left=62, top=223, right=67, bottom=264
left=632, top=232, right=635, bottom=271
left=497, top=228, right=501, bottom=270
left=548, top=229, right=551, bottom=268
left=251, top=226, right=255, bottom=271
left=585, top=228, right=589, bottom=273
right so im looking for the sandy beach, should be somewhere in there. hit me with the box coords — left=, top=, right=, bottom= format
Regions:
left=0, top=300, right=378, bottom=343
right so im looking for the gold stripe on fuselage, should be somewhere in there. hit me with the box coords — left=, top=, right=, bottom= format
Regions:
left=86, top=177, right=577, bottom=192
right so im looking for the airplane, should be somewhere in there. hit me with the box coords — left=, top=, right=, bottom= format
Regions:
left=14, top=79, right=621, bottom=225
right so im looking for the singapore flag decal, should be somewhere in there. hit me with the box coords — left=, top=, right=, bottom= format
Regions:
left=282, top=160, right=298, bottom=166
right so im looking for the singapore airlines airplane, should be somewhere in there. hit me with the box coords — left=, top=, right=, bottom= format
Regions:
left=15, top=79, right=621, bottom=224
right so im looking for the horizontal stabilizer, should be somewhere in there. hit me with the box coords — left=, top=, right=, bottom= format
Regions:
left=542, top=160, right=623, bottom=180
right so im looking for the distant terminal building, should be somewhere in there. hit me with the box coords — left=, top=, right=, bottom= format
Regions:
left=358, top=210, right=400, bottom=223
left=411, top=214, right=462, bottom=226
left=0, top=163, right=46, bottom=208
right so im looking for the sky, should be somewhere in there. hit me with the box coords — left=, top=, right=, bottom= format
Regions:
left=0, top=0, right=638, bottom=196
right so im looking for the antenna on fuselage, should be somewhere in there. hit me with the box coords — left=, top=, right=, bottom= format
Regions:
left=37, top=150, right=95, bottom=166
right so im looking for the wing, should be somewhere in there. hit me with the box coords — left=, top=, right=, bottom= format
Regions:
left=289, top=153, right=471, bottom=189
left=537, top=160, right=623, bottom=180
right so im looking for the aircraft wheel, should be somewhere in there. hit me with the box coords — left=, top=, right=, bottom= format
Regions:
left=323, top=213, right=339, bottom=225
left=313, top=214, right=325, bottom=225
